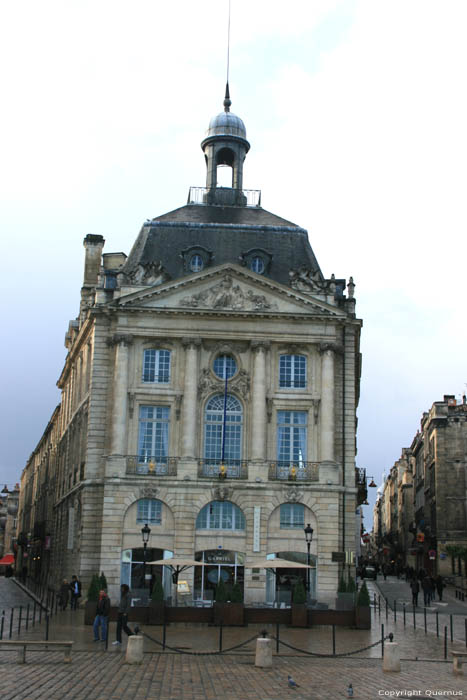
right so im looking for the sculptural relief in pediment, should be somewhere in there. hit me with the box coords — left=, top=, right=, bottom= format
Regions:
left=289, top=267, right=336, bottom=295
left=179, top=275, right=278, bottom=311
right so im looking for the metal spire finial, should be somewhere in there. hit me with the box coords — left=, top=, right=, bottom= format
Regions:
left=224, top=0, right=232, bottom=112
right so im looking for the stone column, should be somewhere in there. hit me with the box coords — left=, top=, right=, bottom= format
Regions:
left=251, top=342, right=269, bottom=461
left=109, top=334, right=133, bottom=455
left=319, top=344, right=335, bottom=462
left=181, top=338, right=200, bottom=458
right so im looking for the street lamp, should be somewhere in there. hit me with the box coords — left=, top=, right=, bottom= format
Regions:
left=141, top=523, right=151, bottom=595
left=304, top=523, right=314, bottom=598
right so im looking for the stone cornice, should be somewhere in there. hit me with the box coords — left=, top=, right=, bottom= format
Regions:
left=106, top=333, right=134, bottom=347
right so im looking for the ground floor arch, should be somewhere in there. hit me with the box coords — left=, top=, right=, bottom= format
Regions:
left=194, top=550, right=244, bottom=602
left=265, top=551, right=317, bottom=604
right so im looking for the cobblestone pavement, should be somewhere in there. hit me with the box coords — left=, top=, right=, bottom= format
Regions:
left=0, top=650, right=465, bottom=700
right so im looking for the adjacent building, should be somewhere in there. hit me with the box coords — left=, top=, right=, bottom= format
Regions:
left=17, top=89, right=362, bottom=606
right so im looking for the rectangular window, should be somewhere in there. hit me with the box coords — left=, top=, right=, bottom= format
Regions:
left=277, top=410, right=307, bottom=464
left=137, top=499, right=162, bottom=524
left=138, top=406, right=170, bottom=463
left=280, top=503, right=304, bottom=529
left=279, top=354, right=306, bottom=388
left=142, top=349, right=171, bottom=383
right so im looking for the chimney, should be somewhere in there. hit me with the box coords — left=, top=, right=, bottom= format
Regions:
left=83, top=234, right=105, bottom=287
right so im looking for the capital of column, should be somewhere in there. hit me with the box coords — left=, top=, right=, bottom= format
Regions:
left=181, top=337, right=201, bottom=350
left=250, top=340, right=270, bottom=353
left=318, top=342, right=343, bottom=356
left=107, top=333, right=133, bottom=347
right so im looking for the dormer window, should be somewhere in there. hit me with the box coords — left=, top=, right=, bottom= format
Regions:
left=190, top=254, right=204, bottom=272
left=250, top=256, right=265, bottom=274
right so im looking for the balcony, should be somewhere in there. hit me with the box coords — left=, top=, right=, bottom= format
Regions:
left=126, top=456, right=178, bottom=477
left=197, top=459, right=248, bottom=480
left=268, top=462, right=319, bottom=482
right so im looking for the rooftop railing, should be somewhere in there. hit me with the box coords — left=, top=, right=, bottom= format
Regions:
left=187, top=186, right=261, bottom=207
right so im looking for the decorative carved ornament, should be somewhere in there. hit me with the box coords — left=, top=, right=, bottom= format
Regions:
left=127, top=261, right=169, bottom=286
left=289, top=267, right=336, bottom=294
left=197, top=368, right=251, bottom=399
left=318, top=342, right=343, bottom=355
left=140, top=486, right=159, bottom=500
left=212, top=485, right=233, bottom=502
left=179, top=275, right=278, bottom=311
left=283, top=485, right=303, bottom=503
left=175, top=394, right=183, bottom=420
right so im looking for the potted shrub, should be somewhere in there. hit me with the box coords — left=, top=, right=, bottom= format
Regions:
left=148, top=576, right=165, bottom=624
left=291, top=579, right=308, bottom=627
left=84, top=573, right=100, bottom=625
left=355, top=579, right=371, bottom=629
left=336, top=573, right=355, bottom=611
left=213, top=578, right=228, bottom=624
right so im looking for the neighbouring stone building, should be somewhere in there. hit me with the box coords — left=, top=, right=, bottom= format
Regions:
left=373, top=395, right=467, bottom=578
left=17, top=88, right=362, bottom=606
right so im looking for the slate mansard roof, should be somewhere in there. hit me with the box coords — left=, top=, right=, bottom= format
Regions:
left=121, top=203, right=323, bottom=287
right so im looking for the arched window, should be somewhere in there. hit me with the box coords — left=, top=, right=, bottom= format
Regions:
left=137, top=499, right=162, bottom=525
left=250, top=256, right=265, bottom=274
left=279, top=354, right=306, bottom=388
left=190, top=254, right=204, bottom=272
left=143, top=349, right=171, bottom=383
left=196, top=501, right=245, bottom=530
left=204, top=394, right=243, bottom=463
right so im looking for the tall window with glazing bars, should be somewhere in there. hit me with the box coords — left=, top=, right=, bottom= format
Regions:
left=279, top=354, right=306, bottom=388
left=142, top=349, right=171, bottom=383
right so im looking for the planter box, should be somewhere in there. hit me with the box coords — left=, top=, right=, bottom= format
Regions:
left=355, top=606, right=371, bottom=629
left=335, top=592, right=355, bottom=611
left=291, top=604, right=308, bottom=627
left=213, top=602, right=244, bottom=626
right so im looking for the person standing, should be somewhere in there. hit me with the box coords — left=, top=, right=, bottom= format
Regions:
left=69, top=575, right=82, bottom=610
left=435, top=575, right=444, bottom=601
left=93, top=589, right=111, bottom=642
left=410, top=578, right=419, bottom=607
left=59, top=579, right=69, bottom=610
left=421, top=576, right=431, bottom=606
left=112, top=584, right=134, bottom=645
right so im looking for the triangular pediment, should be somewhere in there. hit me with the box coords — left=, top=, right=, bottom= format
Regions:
left=113, top=264, right=345, bottom=317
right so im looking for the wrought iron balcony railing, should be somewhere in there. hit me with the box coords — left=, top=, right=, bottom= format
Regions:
left=268, top=461, right=319, bottom=482
left=126, top=456, right=178, bottom=477
left=197, top=459, right=249, bottom=480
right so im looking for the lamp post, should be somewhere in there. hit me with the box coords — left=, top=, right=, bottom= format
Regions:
left=141, top=523, right=151, bottom=596
left=304, top=523, right=314, bottom=598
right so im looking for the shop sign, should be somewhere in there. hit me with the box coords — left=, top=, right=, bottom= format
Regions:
left=332, top=552, right=345, bottom=562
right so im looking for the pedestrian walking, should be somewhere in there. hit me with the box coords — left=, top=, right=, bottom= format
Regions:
left=410, top=578, right=419, bottom=607
left=421, top=576, right=431, bottom=606
left=69, top=575, right=82, bottom=610
left=112, top=584, right=134, bottom=645
left=59, top=579, right=69, bottom=610
left=435, top=575, right=444, bottom=601
left=93, top=589, right=110, bottom=642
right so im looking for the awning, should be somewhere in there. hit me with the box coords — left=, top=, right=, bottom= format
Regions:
left=0, top=553, right=14, bottom=566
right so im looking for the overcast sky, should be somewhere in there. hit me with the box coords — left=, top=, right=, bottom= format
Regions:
left=1, top=1, right=465, bottom=527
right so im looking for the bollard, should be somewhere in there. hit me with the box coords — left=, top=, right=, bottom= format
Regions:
left=332, top=624, right=336, bottom=656
left=465, top=619, right=467, bottom=649
left=450, top=615, right=453, bottom=643
left=385, top=598, right=388, bottom=621
left=276, top=622, right=279, bottom=654
left=436, top=611, right=439, bottom=638
left=378, top=595, right=381, bottom=616
left=424, top=607, right=427, bottom=634
left=125, top=634, right=144, bottom=664
left=444, top=626, right=447, bottom=660
left=18, top=606, right=23, bottom=636
left=33, top=602, right=36, bottom=628
left=26, top=604, right=30, bottom=631
left=403, top=603, right=406, bottom=627
left=0, top=610, right=4, bottom=640
left=413, top=606, right=416, bottom=629
left=218, top=621, right=223, bottom=653
left=9, top=608, right=14, bottom=639
left=394, top=600, right=396, bottom=623
left=45, top=614, right=49, bottom=641
left=383, top=641, right=401, bottom=672
left=162, top=619, right=166, bottom=651
left=255, top=634, right=273, bottom=667
left=381, top=624, right=384, bottom=658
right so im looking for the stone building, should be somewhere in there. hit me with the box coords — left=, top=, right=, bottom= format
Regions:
left=374, top=395, right=467, bottom=577
left=17, top=90, right=362, bottom=606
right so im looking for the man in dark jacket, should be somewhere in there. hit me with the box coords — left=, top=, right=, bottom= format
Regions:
left=410, top=578, right=420, bottom=607
left=112, top=584, right=134, bottom=645
left=93, top=590, right=111, bottom=642
left=69, top=575, right=82, bottom=610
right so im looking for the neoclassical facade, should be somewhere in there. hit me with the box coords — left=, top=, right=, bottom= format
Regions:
left=18, top=90, right=362, bottom=606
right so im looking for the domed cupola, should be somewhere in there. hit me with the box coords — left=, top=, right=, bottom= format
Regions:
left=201, top=84, right=250, bottom=205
